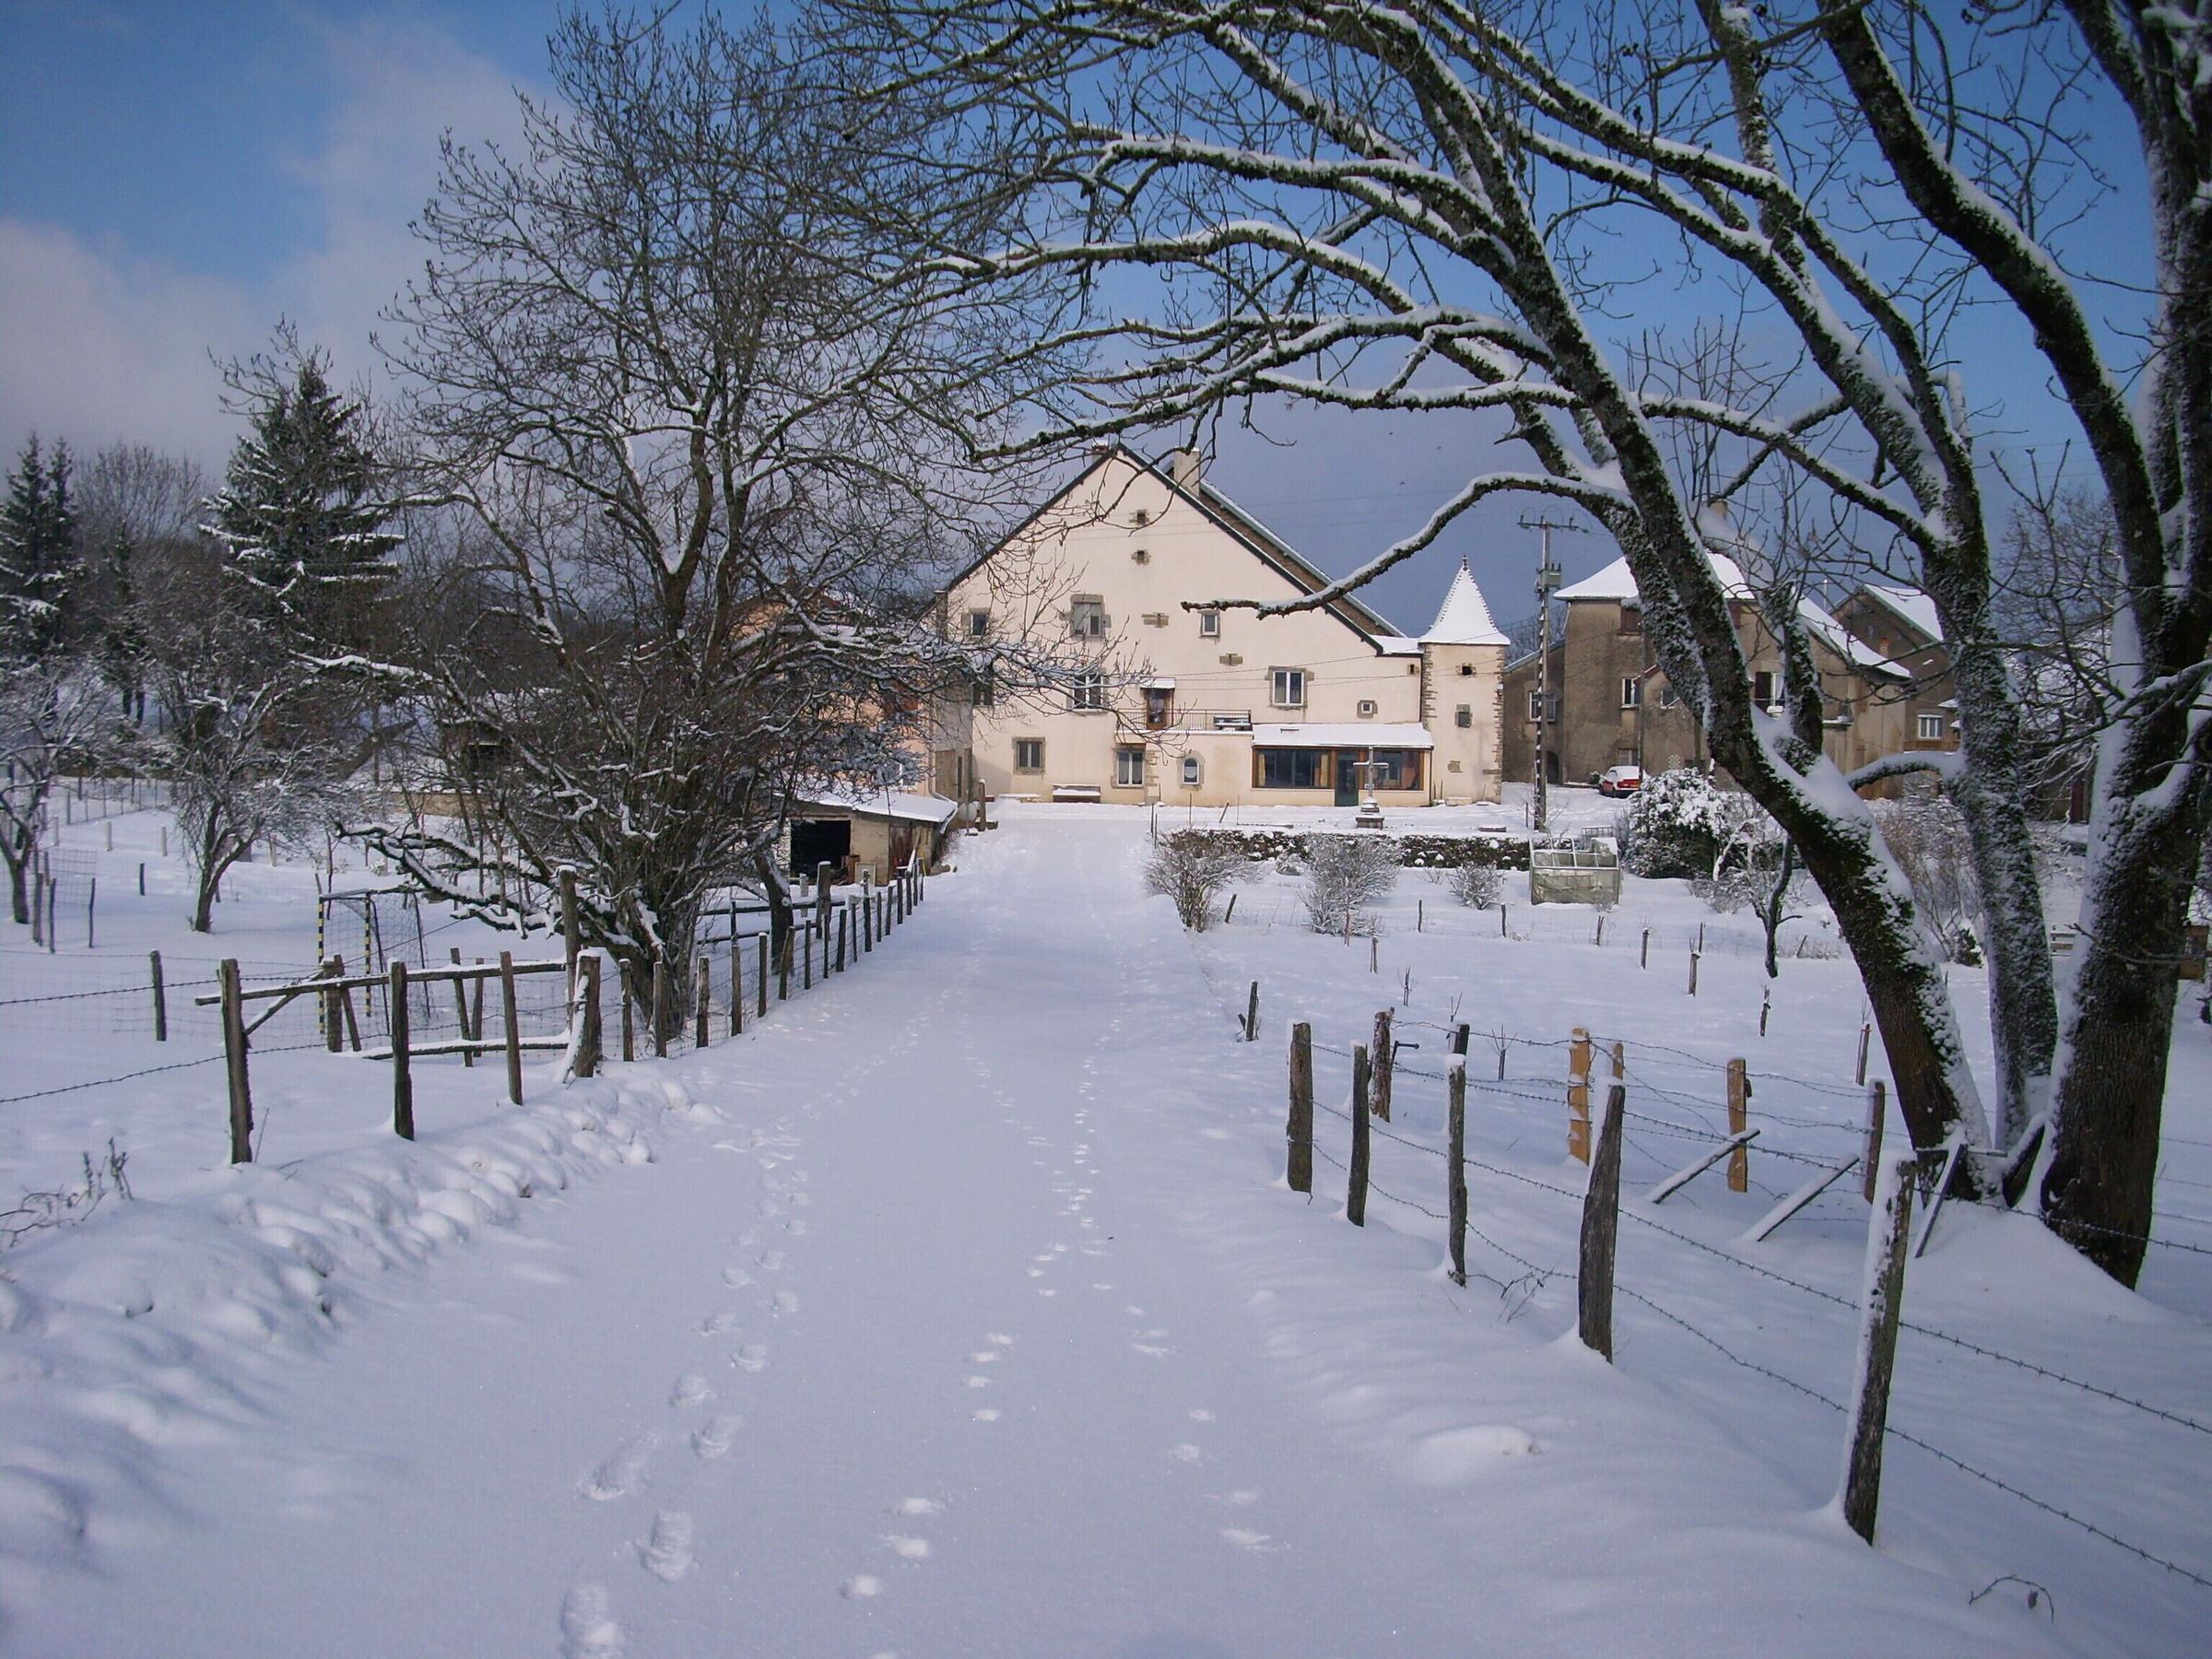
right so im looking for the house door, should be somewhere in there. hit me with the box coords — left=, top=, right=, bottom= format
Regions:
left=1335, top=749, right=1362, bottom=806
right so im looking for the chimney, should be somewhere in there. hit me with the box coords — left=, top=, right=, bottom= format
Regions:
left=1169, top=447, right=1203, bottom=489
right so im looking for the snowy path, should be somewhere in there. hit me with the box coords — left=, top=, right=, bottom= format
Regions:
left=27, top=818, right=2059, bottom=1656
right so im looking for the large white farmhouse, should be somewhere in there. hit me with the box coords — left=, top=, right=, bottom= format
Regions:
left=929, top=446, right=1508, bottom=809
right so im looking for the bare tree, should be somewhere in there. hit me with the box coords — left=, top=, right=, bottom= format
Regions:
left=0, top=659, right=110, bottom=924
left=363, top=7, right=1058, bottom=1040
left=847, top=0, right=2212, bottom=1281
left=1146, top=831, right=1244, bottom=929
left=1304, top=835, right=1395, bottom=935
left=74, top=443, right=207, bottom=724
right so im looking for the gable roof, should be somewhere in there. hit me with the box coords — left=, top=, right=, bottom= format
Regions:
left=1856, top=583, right=1945, bottom=645
left=947, top=444, right=1407, bottom=654
left=1422, top=559, right=1509, bottom=645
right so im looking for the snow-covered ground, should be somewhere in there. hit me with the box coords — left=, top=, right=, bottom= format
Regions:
left=2, top=801, right=2207, bottom=1654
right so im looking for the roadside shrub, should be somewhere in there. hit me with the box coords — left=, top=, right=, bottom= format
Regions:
left=1444, top=860, right=1502, bottom=908
left=1873, top=790, right=1983, bottom=960
left=1146, top=834, right=1245, bottom=931
left=1618, top=767, right=1737, bottom=877
left=1305, top=834, right=1396, bottom=935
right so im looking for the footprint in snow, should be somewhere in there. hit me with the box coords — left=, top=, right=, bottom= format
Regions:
left=1170, top=1443, right=1204, bottom=1464
left=581, top=1433, right=658, bottom=1501
left=734, top=1343, right=769, bottom=1373
left=700, top=1311, right=739, bottom=1335
left=841, top=1576, right=885, bottom=1600
left=755, top=1250, right=784, bottom=1271
left=669, top=1374, right=712, bottom=1406
left=772, top=1289, right=800, bottom=1314
left=641, top=1512, right=695, bottom=1582
left=722, top=1266, right=756, bottom=1288
left=883, top=1535, right=931, bottom=1560
left=972, top=1408, right=1000, bottom=1422
left=559, top=1583, right=625, bottom=1658
left=895, top=1498, right=944, bottom=1517
left=691, top=1416, right=741, bottom=1459
left=986, top=1333, right=1015, bottom=1347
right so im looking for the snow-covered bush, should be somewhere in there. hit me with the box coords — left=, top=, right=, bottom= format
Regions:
left=1444, top=859, right=1501, bottom=908
left=1146, top=833, right=1244, bottom=931
left=1873, top=791, right=1983, bottom=960
left=1305, top=834, right=1395, bottom=935
left=1618, top=767, right=1738, bottom=878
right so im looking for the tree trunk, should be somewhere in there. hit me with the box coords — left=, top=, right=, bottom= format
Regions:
left=4, top=845, right=26, bottom=925
left=2044, top=785, right=2207, bottom=1285
left=753, top=849, right=794, bottom=964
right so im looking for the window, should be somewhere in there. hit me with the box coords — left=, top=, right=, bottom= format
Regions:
left=1366, top=749, right=1417, bottom=789
left=964, top=608, right=990, bottom=640
left=1659, top=684, right=1678, bottom=709
left=1069, top=672, right=1107, bottom=712
left=1455, top=704, right=1472, bottom=729
left=1620, top=677, right=1641, bottom=709
left=1115, top=746, right=1146, bottom=787
left=1143, top=685, right=1173, bottom=728
left=1180, top=754, right=1202, bottom=788
left=1618, top=606, right=1642, bottom=635
left=1069, top=595, right=1106, bottom=639
left=1357, top=700, right=1377, bottom=718
left=1256, top=748, right=1324, bottom=789
left=1132, top=547, right=1150, bottom=564
left=1014, top=738, right=1044, bottom=772
left=1271, top=667, right=1308, bottom=708
left=1918, top=712, right=1946, bottom=741
left=1753, top=670, right=1778, bottom=707
left=1527, top=689, right=1559, bottom=723
left=1198, top=608, right=1221, bottom=638
left=970, top=671, right=995, bottom=707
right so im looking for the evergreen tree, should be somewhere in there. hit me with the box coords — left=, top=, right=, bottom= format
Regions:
left=0, top=434, right=80, bottom=660
left=205, top=356, right=399, bottom=653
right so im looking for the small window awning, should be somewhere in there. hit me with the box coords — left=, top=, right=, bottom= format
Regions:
left=1251, top=723, right=1434, bottom=749
left=1141, top=677, right=1177, bottom=689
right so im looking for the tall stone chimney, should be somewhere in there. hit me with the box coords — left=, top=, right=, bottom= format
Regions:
left=1169, top=447, right=1203, bottom=489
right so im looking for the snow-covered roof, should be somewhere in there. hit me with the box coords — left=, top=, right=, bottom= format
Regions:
left=795, top=788, right=959, bottom=828
left=1860, top=583, right=1944, bottom=645
left=1422, top=561, right=1510, bottom=646
left=1557, top=550, right=1906, bottom=680
left=1371, top=635, right=1424, bottom=656
left=1251, top=722, right=1434, bottom=749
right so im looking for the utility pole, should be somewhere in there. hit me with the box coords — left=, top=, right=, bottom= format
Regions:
left=1521, top=515, right=1580, bottom=835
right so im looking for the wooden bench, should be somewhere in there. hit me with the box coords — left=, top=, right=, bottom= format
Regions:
left=1051, top=784, right=1103, bottom=804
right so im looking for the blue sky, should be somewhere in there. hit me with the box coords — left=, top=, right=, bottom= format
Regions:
left=0, top=1, right=2148, bottom=636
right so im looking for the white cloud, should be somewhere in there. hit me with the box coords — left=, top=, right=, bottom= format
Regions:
left=0, top=9, right=534, bottom=472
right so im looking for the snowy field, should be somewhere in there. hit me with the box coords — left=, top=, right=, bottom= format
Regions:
left=1, top=798, right=2208, bottom=1654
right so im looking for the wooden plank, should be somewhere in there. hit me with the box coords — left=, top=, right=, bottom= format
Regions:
left=574, top=952, right=602, bottom=1078
left=501, top=950, right=524, bottom=1103
left=220, top=959, right=253, bottom=1164
left=390, top=961, right=415, bottom=1141
left=450, top=947, right=474, bottom=1066
left=1287, top=1022, right=1313, bottom=1194
left=1747, top=1157, right=1862, bottom=1242
left=1647, top=1130, right=1761, bottom=1205
left=1841, top=1154, right=1917, bottom=1543
left=1447, top=1057, right=1468, bottom=1286
left=1567, top=1026, right=1591, bottom=1162
left=1347, top=1044, right=1371, bottom=1227
left=1578, top=1084, right=1627, bottom=1360
left=1726, top=1059, right=1749, bottom=1193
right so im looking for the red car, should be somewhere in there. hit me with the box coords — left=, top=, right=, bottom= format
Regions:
left=1597, top=764, right=1643, bottom=797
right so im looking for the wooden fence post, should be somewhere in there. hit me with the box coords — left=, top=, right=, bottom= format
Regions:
left=814, top=860, right=834, bottom=943
left=621, top=962, right=636, bottom=1062
left=652, top=959, right=671, bottom=1057
left=695, top=955, right=712, bottom=1049
left=729, top=933, right=742, bottom=1036
left=1688, top=950, right=1701, bottom=995
left=390, top=961, right=415, bottom=1141
left=149, top=949, right=167, bottom=1041
left=575, top=952, right=602, bottom=1078
left=1578, top=1084, right=1627, bottom=1360
left=777, top=934, right=792, bottom=1002
left=1447, top=1057, right=1469, bottom=1287
left=1244, top=980, right=1260, bottom=1042
left=1641, top=927, right=1650, bottom=969
left=837, top=906, right=848, bottom=973
left=1567, top=1026, right=1592, bottom=1162
left=1371, top=1007, right=1394, bottom=1122
left=220, top=959, right=253, bottom=1163
left=1862, top=1080, right=1887, bottom=1206
left=448, top=947, right=474, bottom=1065
left=1840, top=1154, right=1917, bottom=1543
left=1287, top=1022, right=1314, bottom=1194
left=756, top=935, right=768, bottom=1019
left=803, top=921, right=813, bottom=991
left=500, top=950, right=524, bottom=1101
left=139, top=861, right=146, bottom=896
left=86, top=876, right=95, bottom=949
left=559, top=866, right=580, bottom=996
left=322, top=954, right=345, bottom=1053
left=1347, top=1043, right=1371, bottom=1227
left=1856, top=1021, right=1872, bottom=1087
left=1727, top=1059, right=1749, bottom=1193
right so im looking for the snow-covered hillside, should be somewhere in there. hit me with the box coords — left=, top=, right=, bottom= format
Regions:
left=3, top=803, right=2206, bottom=1654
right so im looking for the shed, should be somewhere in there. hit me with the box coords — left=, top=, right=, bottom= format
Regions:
left=790, top=788, right=959, bottom=883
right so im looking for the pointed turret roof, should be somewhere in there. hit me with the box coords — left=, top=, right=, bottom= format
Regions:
left=1423, top=559, right=1509, bottom=646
